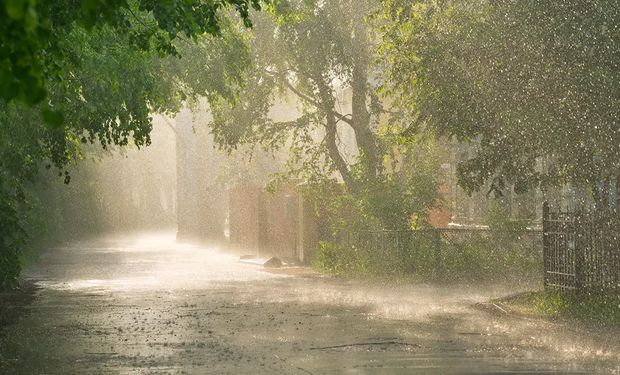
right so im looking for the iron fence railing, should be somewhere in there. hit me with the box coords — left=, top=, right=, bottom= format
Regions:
left=543, top=202, right=620, bottom=294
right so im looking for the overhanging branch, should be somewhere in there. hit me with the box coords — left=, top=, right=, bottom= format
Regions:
left=263, top=69, right=354, bottom=126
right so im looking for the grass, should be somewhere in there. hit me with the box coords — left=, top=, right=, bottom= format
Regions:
left=312, top=238, right=542, bottom=285
left=499, top=290, right=620, bottom=327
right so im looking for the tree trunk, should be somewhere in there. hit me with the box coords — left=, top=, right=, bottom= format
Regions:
left=350, top=63, right=379, bottom=179
left=350, top=12, right=380, bottom=180
left=315, top=74, right=354, bottom=188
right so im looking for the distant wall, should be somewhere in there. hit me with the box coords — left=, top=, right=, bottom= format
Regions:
left=228, top=183, right=318, bottom=262
left=229, top=183, right=262, bottom=254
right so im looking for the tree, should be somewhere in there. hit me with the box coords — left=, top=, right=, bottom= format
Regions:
left=186, top=0, right=441, bottom=230
left=379, top=0, right=620, bottom=198
left=0, top=2, right=262, bottom=287
left=205, top=0, right=383, bottom=190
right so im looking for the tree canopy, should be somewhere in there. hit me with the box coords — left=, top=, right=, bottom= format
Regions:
left=379, top=0, right=620, bottom=197
left=207, top=0, right=381, bottom=186
left=5, top=0, right=617, bottom=287
left=0, top=0, right=262, bottom=109
left=195, top=0, right=440, bottom=230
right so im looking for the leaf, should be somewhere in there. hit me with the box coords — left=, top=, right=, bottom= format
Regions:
left=42, top=108, right=64, bottom=128
left=5, top=0, right=27, bottom=20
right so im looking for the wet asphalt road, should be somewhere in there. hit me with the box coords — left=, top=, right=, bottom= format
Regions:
left=0, top=232, right=619, bottom=374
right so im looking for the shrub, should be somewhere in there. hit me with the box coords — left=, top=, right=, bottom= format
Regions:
left=314, top=229, right=542, bottom=283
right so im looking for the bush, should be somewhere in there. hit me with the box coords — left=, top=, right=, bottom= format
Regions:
left=313, top=242, right=362, bottom=276
left=313, top=229, right=542, bottom=283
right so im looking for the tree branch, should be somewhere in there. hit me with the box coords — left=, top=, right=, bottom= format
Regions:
left=263, top=69, right=354, bottom=126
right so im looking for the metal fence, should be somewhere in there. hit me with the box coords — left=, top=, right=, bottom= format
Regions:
left=337, top=227, right=542, bottom=280
left=543, top=202, right=620, bottom=294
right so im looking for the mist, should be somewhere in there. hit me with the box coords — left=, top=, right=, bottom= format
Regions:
left=1, top=0, right=619, bottom=373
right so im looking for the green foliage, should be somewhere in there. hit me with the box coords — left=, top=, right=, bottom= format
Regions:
left=199, top=0, right=445, bottom=248
left=163, top=15, right=253, bottom=106
left=314, top=229, right=541, bottom=283
left=1, top=19, right=173, bottom=249
left=0, top=195, right=23, bottom=289
left=206, top=0, right=386, bottom=190
left=437, top=233, right=540, bottom=282
left=290, top=133, right=443, bottom=275
left=508, top=291, right=620, bottom=327
left=0, top=100, right=61, bottom=288
left=378, top=0, right=620, bottom=195
left=312, top=241, right=371, bottom=276
left=312, top=144, right=442, bottom=234
left=0, top=0, right=264, bottom=112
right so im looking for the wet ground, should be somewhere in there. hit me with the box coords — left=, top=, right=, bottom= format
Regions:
left=1, top=232, right=619, bottom=374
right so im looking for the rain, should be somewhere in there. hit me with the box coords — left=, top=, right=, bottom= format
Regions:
left=1, top=1, right=619, bottom=374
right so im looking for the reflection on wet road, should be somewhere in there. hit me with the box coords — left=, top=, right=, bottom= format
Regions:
left=0, top=233, right=618, bottom=374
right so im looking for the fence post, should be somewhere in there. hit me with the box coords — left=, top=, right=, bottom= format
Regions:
left=542, top=201, right=549, bottom=290
left=574, top=210, right=585, bottom=293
